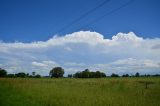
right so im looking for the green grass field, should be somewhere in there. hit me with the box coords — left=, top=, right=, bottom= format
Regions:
left=0, top=77, right=160, bottom=106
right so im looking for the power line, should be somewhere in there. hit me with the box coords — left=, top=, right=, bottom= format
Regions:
left=55, top=0, right=110, bottom=34
left=76, top=0, right=134, bottom=31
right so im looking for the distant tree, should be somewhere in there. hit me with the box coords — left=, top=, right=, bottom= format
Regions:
left=49, top=67, right=64, bottom=78
left=35, top=74, right=41, bottom=78
left=101, top=72, right=106, bottom=77
left=94, top=71, right=101, bottom=78
left=7, top=74, right=15, bottom=78
left=95, top=71, right=106, bottom=78
left=81, top=69, right=90, bottom=78
left=68, top=74, right=72, bottom=78
left=32, top=72, right=36, bottom=76
left=135, top=72, right=140, bottom=77
left=0, top=68, right=7, bottom=77
left=15, top=72, right=26, bottom=78
left=73, top=72, right=81, bottom=78
left=152, top=74, right=160, bottom=77
left=146, top=74, right=151, bottom=77
left=122, top=74, right=129, bottom=77
left=111, top=73, right=119, bottom=77
left=26, top=73, right=29, bottom=77
left=73, top=69, right=106, bottom=78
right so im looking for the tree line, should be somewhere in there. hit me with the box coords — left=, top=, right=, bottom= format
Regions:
left=0, top=67, right=160, bottom=78
left=72, top=69, right=106, bottom=78
left=0, top=68, right=41, bottom=78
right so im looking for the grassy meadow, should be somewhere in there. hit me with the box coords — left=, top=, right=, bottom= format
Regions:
left=0, top=77, right=160, bottom=106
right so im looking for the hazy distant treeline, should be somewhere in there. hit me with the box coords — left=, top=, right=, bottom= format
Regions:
left=0, top=67, right=160, bottom=78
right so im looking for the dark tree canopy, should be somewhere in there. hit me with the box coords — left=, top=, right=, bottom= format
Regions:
left=135, top=72, right=140, bottom=77
left=35, top=74, right=41, bottom=78
left=15, top=72, right=26, bottom=78
left=32, top=72, right=36, bottom=76
left=49, top=67, right=64, bottom=78
left=68, top=74, right=72, bottom=78
left=122, top=74, right=129, bottom=77
left=7, top=74, right=15, bottom=78
left=73, top=69, right=106, bottom=78
left=111, top=73, right=119, bottom=77
left=0, top=68, right=7, bottom=77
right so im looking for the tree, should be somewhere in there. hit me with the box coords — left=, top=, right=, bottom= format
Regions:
left=68, top=74, right=72, bottom=78
left=122, top=74, right=129, bottom=77
left=32, top=72, right=36, bottom=76
left=26, top=73, right=29, bottom=77
left=0, top=68, right=7, bottom=77
left=146, top=74, right=151, bottom=77
left=15, top=72, right=26, bottom=78
left=49, top=67, right=64, bottom=78
left=35, top=74, right=41, bottom=78
left=101, top=72, right=106, bottom=77
left=135, top=72, right=140, bottom=77
left=7, top=74, right=15, bottom=78
left=111, top=73, right=119, bottom=77
left=95, top=71, right=102, bottom=78
left=81, top=69, right=90, bottom=78
left=73, top=69, right=106, bottom=78
left=73, top=72, right=81, bottom=78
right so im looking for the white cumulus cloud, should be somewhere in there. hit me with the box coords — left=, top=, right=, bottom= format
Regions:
left=0, top=31, right=160, bottom=75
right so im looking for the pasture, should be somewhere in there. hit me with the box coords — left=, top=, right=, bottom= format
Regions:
left=0, top=77, right=160, bottom=106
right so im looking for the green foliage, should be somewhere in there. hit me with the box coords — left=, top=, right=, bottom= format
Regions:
left=68, top=74, right=72, bottom=78
left=0, top=68, right=7, bottom=77
left=49, top=67, right=64, bottom=78
left=73, top=69, right=106, bottom=78
left=15, top=72, right=26, bottom=78
left=122, top=74, right=129, bottom=77
left=32, top=72, right=36, bottom=76
left=35, top=74, right=41, bottom=78
left=7, top=74, right=16, bottom=78
left=111, top=73, right=119, bottom=77
left=135, top=72, right=140, bottom=77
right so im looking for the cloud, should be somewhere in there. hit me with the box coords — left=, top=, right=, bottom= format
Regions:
left=0, top=31, right=160, bottom=75
left=31, top=60, right=59, bottom=67
left=112, top=32, right=143, bottom=42
left=32, top=61, right=47, bottom=67
left=152, top=44, right=160, bottom=49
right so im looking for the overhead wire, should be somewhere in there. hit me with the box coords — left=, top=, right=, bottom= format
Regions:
left=55, top=0, right=110, bottom=34
left=76, top=0, right=134, bottom=31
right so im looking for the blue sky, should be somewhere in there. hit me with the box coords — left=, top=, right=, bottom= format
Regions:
left=0, top=0, right=160, bottom=75
left=0, top=0, right=160, bottom=42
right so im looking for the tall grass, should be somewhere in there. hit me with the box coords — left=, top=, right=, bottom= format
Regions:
left=0, top=77, right=160, bottom=106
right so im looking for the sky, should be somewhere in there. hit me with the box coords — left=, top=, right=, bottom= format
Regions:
left=0, top=0, right=160, bottom=76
